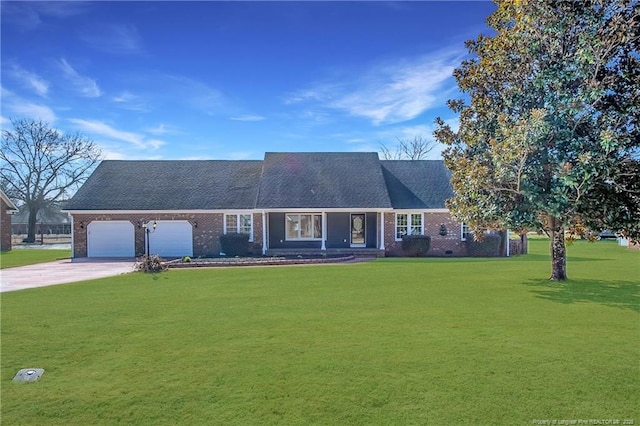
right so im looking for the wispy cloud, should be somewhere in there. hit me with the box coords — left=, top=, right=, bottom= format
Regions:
left=68, top=119, right=169, bottom=153
left=58, top=59, right=102, bottom=98
left=7, top=63, right=49, bottom=97
left=286, top=48, right=464, bottom=125
left=1, top=87, right=57, bottom=122
left=229, top=115, right=266, bottom=122
left=112, top=91, right=149, bottom=111
left=80, top=23, right=144, bottom=54
left=69, top=119, right=145, bottom=148
left=145, top=123, right=181, bottom=135
left=164, top=75, right=227, bottom=115
left=1, top=1, right=89, bottom=31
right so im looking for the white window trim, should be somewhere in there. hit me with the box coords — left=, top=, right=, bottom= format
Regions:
left=395, top=212, right=424, bottom=241
left=285, top=213, right=323, bottom=241
left=224, top=213, right=254, bottom=242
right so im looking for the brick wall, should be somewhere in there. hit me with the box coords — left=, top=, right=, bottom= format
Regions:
left=72, top=212, right=264, bottom=258
left=383, top=211, right=467, bottom=257
left=1, top=199, right=12, bottom=251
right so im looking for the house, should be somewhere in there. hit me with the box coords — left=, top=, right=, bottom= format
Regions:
left=63, top=152, right=470, bottom=258
left=1, top=189, right=19, bottom=251
left=11, top=203, right=72, bottom=236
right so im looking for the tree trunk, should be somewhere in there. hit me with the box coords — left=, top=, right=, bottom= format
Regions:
left=26, top=206, right=39, bottom=243
left=548, top=216, right=567, bottom=281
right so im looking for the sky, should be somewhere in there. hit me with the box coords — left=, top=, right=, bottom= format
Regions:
left=1, top=1, right=496, bottom=161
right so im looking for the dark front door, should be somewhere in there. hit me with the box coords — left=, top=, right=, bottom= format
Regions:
left=351, top=214, right=366, bottom=247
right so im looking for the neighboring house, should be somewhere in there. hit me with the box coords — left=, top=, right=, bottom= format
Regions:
left=63, top=152, right=471, bottom=258
left=11, top=203, right=72, bottom=235
left=1, top=189, right=19, bottom=251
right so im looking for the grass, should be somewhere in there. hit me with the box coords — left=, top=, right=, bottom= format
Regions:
left=0, top=249, right=71, bottom=269
left=1, top=240, right=638, bottom=425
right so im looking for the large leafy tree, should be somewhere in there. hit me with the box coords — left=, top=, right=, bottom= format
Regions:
left=434, top=0, right=639, bottom=280
left=1, top=119, right=102, bottom=242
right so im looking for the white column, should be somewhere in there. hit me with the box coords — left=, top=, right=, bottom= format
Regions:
left=70, top=215, right=75, bottom=258
left=262, top=211, right=267, bottom=255
left=321, top=211, right=327, bottom=250
left=379, top=212, right=385, bottom=250
left=506, top=229, right=510, bottom=257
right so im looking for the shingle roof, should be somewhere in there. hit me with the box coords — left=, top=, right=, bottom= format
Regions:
left=64, top=160, right=263, bottom=210
left=381, top=160, right=454, bottom=209
left=256, top=152, right=392, bottom=209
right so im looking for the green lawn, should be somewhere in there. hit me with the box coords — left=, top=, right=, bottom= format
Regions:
left=0, top=249, right=71, bottom=269
left=1, top=240, right=638, bottom=425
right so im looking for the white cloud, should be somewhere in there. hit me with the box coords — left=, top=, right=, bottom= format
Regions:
left=81, top=23, right=143, bottom=54
left=229, top=115, right=266, bottom=122
left=8, top=63, right=49, bottom=97
left=112, top=91, right=149, bottom=111
left=58, top=59, right=102, bottom=98
left=9, top=101, right=57, bottom=123
left=145, top=123, right=183, bottom=135
left=164, top=75, right=227, bottom=115
left=146, top=139, right=166, bottom=149
left=69, top=119, right=145, bottom=148
left=287, top=48, right=464, bottom=125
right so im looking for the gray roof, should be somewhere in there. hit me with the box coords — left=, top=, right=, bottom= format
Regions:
left=65, top=154, right=454, bottom=211
left=64, top=160, right=263, bottom=210
left=256, top=152, right=392, bottom=209
left=381, top=160, right=453, bottom=209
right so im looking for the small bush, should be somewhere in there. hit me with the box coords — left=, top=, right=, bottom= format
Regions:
left=401, top=235, right=431, bottom=257
left=136, top=254, right=167, bottom=273
left=466, top=233, right=502, bottom=257
left=220, top=233, right=250, bottom=257
left=183, top=256, right=191, bottom=263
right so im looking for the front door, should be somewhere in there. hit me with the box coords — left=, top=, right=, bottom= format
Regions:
left=351, top=214, right=366, bottom=247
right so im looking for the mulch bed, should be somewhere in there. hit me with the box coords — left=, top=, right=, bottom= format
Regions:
left=165, top=254, right=358, bottom=268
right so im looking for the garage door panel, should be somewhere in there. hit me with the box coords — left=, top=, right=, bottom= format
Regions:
left=148, top=220, right=193, bottom=257
left=87, top=221, right=135, bottom=258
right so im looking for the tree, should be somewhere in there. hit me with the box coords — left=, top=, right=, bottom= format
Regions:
left=379, top=135, right=436, bottom=160
left=1, top=118, right=102, bottom=242
left=434, top=0, right=639, bottom=280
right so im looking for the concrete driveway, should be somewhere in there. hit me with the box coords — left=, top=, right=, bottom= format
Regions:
left=0, top=258, right=136, bottom=293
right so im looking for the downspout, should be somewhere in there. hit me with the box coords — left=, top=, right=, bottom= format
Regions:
left=262, top=210, right=267, bottom=255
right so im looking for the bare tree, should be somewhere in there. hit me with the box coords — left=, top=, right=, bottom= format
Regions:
left=1, top=118, right=102, bottom=242
left=379, top=135, right=435, bottom=160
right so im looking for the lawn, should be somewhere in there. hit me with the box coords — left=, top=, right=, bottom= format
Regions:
left=0, top=249, right=71, bottom=269
left=1, top=240, right=638, bottom=425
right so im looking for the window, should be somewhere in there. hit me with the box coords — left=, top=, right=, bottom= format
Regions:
left=396, top=213, right=423, bottom=240
left=286, top=213, right=322, bottom=240
left=225, top=214, right=253, bottom=240
left=461, top=223, right=470, bottom=241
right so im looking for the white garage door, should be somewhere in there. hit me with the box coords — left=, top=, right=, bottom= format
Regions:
left=87, top=221, right=135, bottom=258
left=148, top=220, right=193, bottom=257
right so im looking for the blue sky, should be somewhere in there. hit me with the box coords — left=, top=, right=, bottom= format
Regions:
left=1, top=1, right=496, bottom=161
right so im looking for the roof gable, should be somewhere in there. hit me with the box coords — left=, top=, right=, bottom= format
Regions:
left=256, top=152, right=392, bottom=209
left=64, top=160, right=263, bottom=210
left=381, top=160, right=453, bottom=209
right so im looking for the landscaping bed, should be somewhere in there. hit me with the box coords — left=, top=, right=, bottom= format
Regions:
left=164, top=254, right=357, bottom=268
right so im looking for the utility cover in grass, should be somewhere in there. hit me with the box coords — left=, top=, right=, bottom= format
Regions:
left=13, top=368, right=44, bottom=382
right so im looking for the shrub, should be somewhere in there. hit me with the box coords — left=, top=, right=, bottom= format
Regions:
left=220, top=233, right=250, bottom=257
left=466, top=233, right=502, bottom=257
left=401, top=235, right=431, bottom=257
left=135, top=254, right=168, bottom=273
left=183, top=256, right=191, bottom=263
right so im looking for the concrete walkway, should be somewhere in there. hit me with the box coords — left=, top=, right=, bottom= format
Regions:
left=0, top=258, right=136, bottom=293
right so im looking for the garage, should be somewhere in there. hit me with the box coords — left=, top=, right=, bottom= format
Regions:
left=87, top=221, right=135, bottom=257
left=148, top=220, right=193, bottom=257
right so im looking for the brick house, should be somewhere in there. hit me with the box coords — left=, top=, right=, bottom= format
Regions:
left=1, top=189, right=19, bottom=251
left=63, top=152, right=477, bottom=259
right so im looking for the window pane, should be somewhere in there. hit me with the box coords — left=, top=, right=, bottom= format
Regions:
left=300, top=214, right=312, bottom=238
left=313, top=214, right=322, bottom=239
left=411, top=214, right=422, bottom=235
left=286, top=214, right=299, bottom=239
left=226, top=214, right=237, bottom=233
left=239, top=214, right=252, bottom=234
left=396, top=214, right=408, bottom=239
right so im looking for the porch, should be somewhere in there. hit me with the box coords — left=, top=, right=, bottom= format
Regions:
left=265, top=247, right=385, bottom=258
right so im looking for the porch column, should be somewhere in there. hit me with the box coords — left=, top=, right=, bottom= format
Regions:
left=379, top=212, right=385, bottom=250
left=321, top=211, right=327, bottom=250
left=262, top=211, right=267, bottom=255
left=506, top=229, right=510, bottom=257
